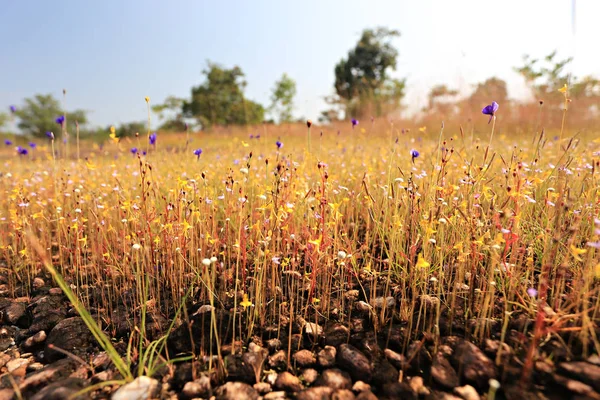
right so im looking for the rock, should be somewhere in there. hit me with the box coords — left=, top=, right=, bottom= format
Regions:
left=453, top=340, right=497, bottom=389
left=0, top=389, right=14, bottom=400
left=454, top=385, right=479, bottom=400
left=253, top=382, right=272, bottom=395
left=324, top=323, right=350, bottom=347
left=379, top=382, right=417, bottom=400
left=30, top=377, right=87, bottom=400
left=18, top=358, right=79, bottom=395
left=406, top=341, right=432, bottom=373
left=263, top=391, right=288, bottom=400
left=371, top=358, right=398, bottom=386
left=294, top=349, right=316, bottom=368
left=315, top=368, right=352, bottom=390
left=216, top=381, right=259, bottom=400
left=92, top=352, right=111, bottom=370
left=296, top=386, right=334, bottom=400
left=7, top=357, right=29, bottom=373
left=305, top=322, right=323, bottom=336
left=427, top=392, right=463, bottom=400
left=355, top=301, right=371, bottom=313
left=268, top=350, right=288, bottom=371
left=243, top=350, right=268, bottom=383
left=552, top=373, right=600, bottom=400
left=0, top=353, right=10, bottom=369
left=558, top=361, right=600, bottom=392
left=337, top=344, right=372, bottom=382
left=431, top=353, right=459, bottom=389
left=45, top=317, right=95, bottom=362
left=318, top=346, right=337, bottom=368
left=356, top=391, right=378, bottom=400
left=27, top=362, right=45, bottom=372
left=28, top=295, right=67, bottom=333
left=23, top=330, right=47, bottom=349
left=182, top=376, right=211, bottom=399
left=409, top=376, right=430, bottom=396
left=300, top=368, right=319, bottom=386
left=112, top=376, right=159, bottom=400
left=224, top=354, right=255, bottom=384
left=352, top=381, right=371, bottom=393
left=275, top=371, right=304, bottom=392
left=33, top=277, right=45, bottom=289
left=4, top=301, right=28, bottom=327
left=384, top=348, right=408, bottom=370
left=332, top=389, right=355, bottom=400
left=267, top=338, right=282, bottom=353
left=370, top=297, right=395, bottom=309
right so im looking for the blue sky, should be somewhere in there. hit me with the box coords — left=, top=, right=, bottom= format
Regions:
left=1, top=0, right=598, bottom=129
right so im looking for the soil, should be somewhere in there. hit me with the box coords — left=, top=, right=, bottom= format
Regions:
left=0, top=272, right=599, bottom=400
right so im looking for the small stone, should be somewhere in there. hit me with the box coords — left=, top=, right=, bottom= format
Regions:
left=33, top=277, right=45, bottom=289
left=23, top=330, right=47, bottom=349
left=216, top=381, right=259, bottom=400
left=332, top=389, right=355, bottom=400
left=318, top=346, right=337, bottom=368
left=369, top=297, right=395, bottom=309
left=4, top=302, right=27, bottom=327
left=408, top=376, right=430, bottom=396
left=112, top=376, right=159, bottom=400
left=45, top=317, right=95, bottom=362
left=263, top=391, right=288, bottom=400
left=26, top=362, right=44, bottom=372
left=355, top=391, right=378, bottom=400
left=93, top=352, right=111, bottom=369
left=352, top=381, right=371, bottom=393
left=30, top=378, right=87, bottom=400
left=380, top=382, right=417, bottom=400
left=552, top=373, right=600, bottom=399
left=558, top=361, right=600, bottom=392
left=268, top=350, right=288, bottom=371
left=253, top=382, right=272, bottom=395
left=182, top=376, right=211, bottom=399
left=0, top=353, right=10, bottom=369
left=431, top=353, right=459, bottom=389
left=354, top=301, right=371, bottom=313
left=296, top=386, right=334, bottom=400
left=49, top=288, right=62, bottom=295
left=453, top=340, right=497, bottom=389
left=6, top=358, right=29, bottom=373
left=294, top=350, right=316, bottom=368
left=267, top=338, right=282, bottom=353
left=301, top=368, right=319, bottom=385
left=305, top=322, right=323, bottom=336
left=454, top=385, right=479, bottom=400
left=384, top=348, right=408, bottom=370
left=315, top=368, right=352, bottom=390
left=275, top=371, right=304, bottom=392
left=324, top=323, right=350, bottom=347
left=337, top=344, right=372, bottom=382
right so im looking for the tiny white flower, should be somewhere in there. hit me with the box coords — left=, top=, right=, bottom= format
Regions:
left=132, top=244, right=141, bottom=250
left=202, top=258, right=211, bottom=267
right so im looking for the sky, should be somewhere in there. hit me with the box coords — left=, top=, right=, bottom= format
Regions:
left=1, top=0, right=598, bottom=129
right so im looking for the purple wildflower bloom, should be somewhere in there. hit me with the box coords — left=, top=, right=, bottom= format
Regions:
left=481, top=101, right=499, bottom=124
left=142, top=150, right=147, bottom=156
left=17, top=146, right=28, bottom=155
left=149, top=132, right=157, bottom=145
left=249, top=134, right=254, bottom=139
left=527, top=287, right=538, bottom=298
left=46, top=131, right=54, bottom=139
left=130, top=147, right=138, bottom=154
left=255, top=135, right=260, bottom=139
left=55, top=115, right=65, bottom=125
left=4, top=139, right=12, bottom=146
left=275, top=140, right=283, bottom=149
left=351, top=118, right=359, bottom=128
left=410, top=149, right=420, bottom=163
left=193, top=148, right=202, bottom=159
left=29, top=142, right=36, bottom=148
left=9, top=105, right=16, bottom=113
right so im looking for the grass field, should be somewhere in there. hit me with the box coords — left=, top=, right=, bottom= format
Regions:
left=2, top=113, right=599, bottom=398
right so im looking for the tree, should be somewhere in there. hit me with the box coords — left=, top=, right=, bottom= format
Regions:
left=110, top=122, right=146, bottom=138
left=0, top=112, right=8, bottom=131
left=183, top=62, right=265, bottom=128
left=152, top=96, right=187, bottom=131
left=333, top=27, right=406, bottom=118
left=269, top=74, right=296, bottom=123
left=14, top=94, right=87, bottom=138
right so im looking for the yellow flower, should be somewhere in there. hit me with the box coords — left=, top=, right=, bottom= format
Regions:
left=240, top=293, right=253, bottom=309
left=419, top=126, right=427, bottom=132
left=558, top=84, right=568, bottom=94
left=145, top=96, right=150, bottom=103
left=110, top=126, right=116, bottom=135
left=416, top=253, right=430, bottom=269
left=569, top=245, right=587, bottom=262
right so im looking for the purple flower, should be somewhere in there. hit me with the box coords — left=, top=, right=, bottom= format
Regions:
left=481, top=101, right=499, bottom=124
left=351, top=119, right=359, bottom=128
left=527, top=287, right=538, bottom=298
left=46, top=131, right=54, bottom=139
left=130, top=147, right=138, bottom=154
left=9, top=105, right=16, bottom=113
left=55, top=115, right=65, bottom=125
left=28, top=142, right=36, bottom=148
left=149, top=132, right=157, bottom=145
left=193, top=148, right=202, bottom=159
left=255, top=134, right=260, bottom=139
left=275, top=140, right=283, bottom=149
left=410, top=149, right=419, bottom=163
left=249, top=134, right=254, bottom=139
left=142, top=150, right=147, bottom=156
left=17, top=146, right=28, bottom=155
left=4, top=139, right=12, bottom=146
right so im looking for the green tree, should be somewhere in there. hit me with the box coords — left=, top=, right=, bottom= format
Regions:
left=0, top=112, right=8, bottom=131
left=183, top=62, right=265, bottom=128
left=14, top=94, right=87, bottom=138
left=269, top=74, right=296, bottom=123
left=110, top=121, right=146, bottom=138
left=333, top=27, right=406, bottom=118
left=152, top=96, right=187, bottom=131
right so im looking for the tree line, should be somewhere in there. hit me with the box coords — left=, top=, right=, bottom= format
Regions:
left=2, top=27, right=599, bottom=138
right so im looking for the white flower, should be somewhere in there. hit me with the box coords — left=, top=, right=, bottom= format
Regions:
left=337, top=251, right=347, bottom=260
left=210, top=256, right=218, bottom=263
left=202, top=258, right=211, bottom=267
left=132, top=244, right=142, bottom=251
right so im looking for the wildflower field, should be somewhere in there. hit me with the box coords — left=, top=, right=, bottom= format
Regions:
left=1, top=107, right=600, bottom=399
